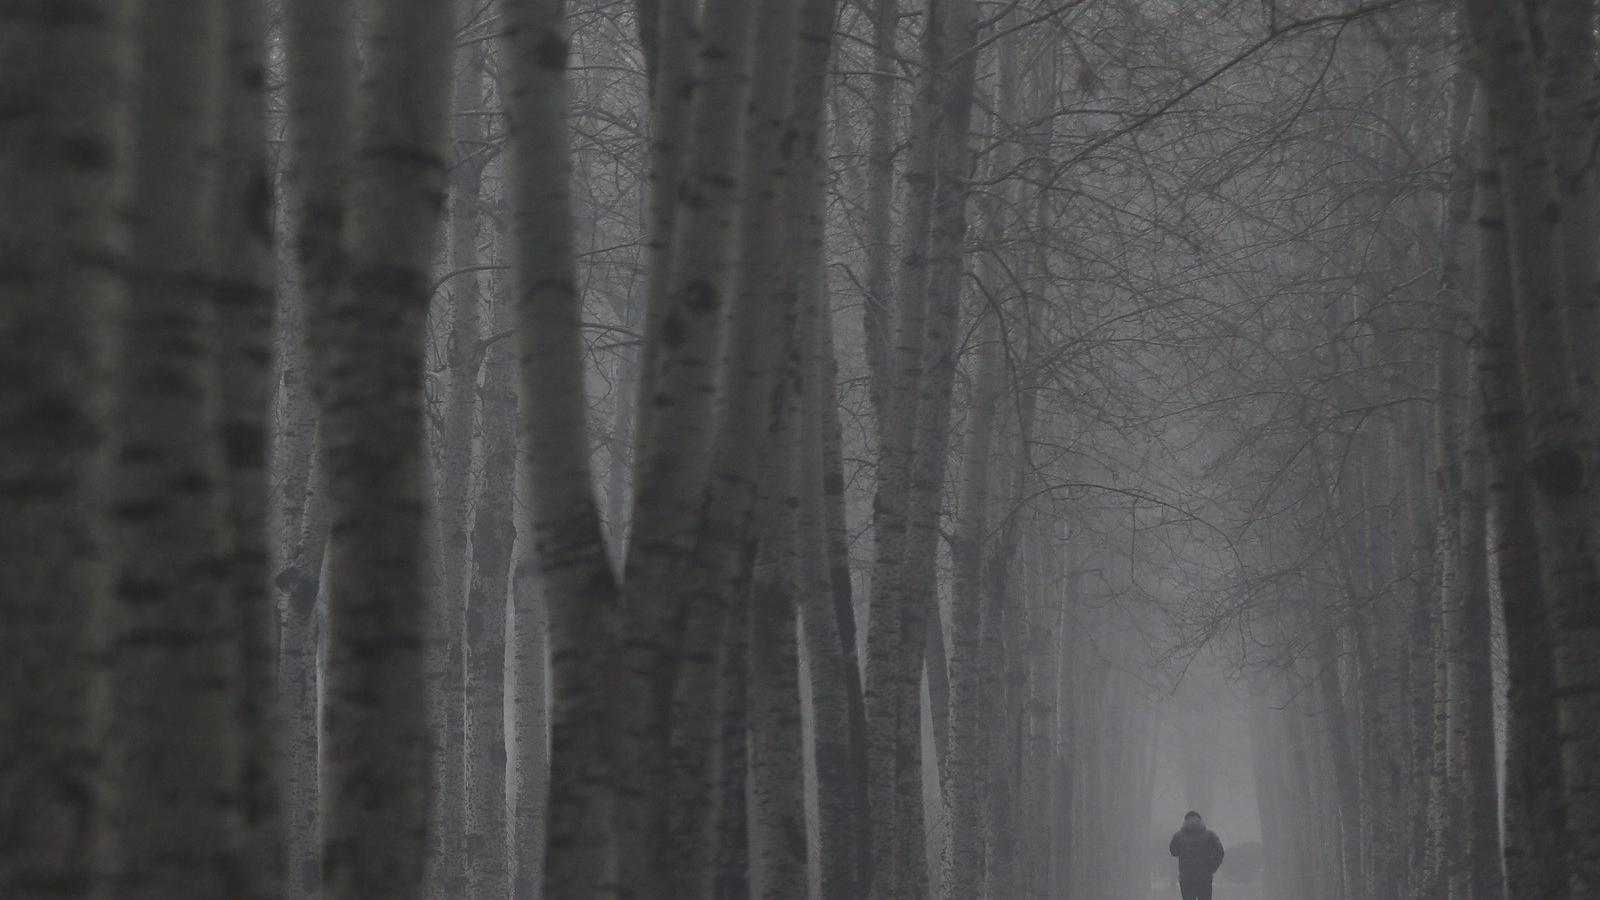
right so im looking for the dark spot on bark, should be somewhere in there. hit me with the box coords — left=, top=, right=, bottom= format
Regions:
left=535, top=31, right=569, bottom=70
left=222, top=421, right=265, bottom=468
left=57, top=134, right=112, bottom=169
left=822, top=470, right=844, bottom=494
left=1528, top=445, right=1584, bottom=495
left=249, top=171, right=273, bottom=239
left=681, top=280, right=719, bottom=313
left=660, top=310, right=687, bottom=347
left=360, top=142, right=445, bottom=173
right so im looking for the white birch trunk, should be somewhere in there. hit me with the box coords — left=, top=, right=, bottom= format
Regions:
left=314, top=0, right=453, bottom=895
left=502, top=1, right=621, bottom=895
left=1474, top=124, right=1569, bottom=899
left=1463, top=3, right=1600, bottom=893
left=281, top=4, right=353, bottom=890
left=108, top=4, right=236, bottom=896
left=862, top=0, right=899, bottom=421
left=614, top=0, right=760, bottom=885
left=465, top=232, right=518, bottom=900
left=864, top=0, right=946, bottom=890
left=215, top=1, right=281, bottom=895
left=508, top=531, right=548, bottom=900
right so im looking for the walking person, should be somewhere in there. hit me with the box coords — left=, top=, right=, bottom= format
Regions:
left=1169, top=810, right=1225, bottom=900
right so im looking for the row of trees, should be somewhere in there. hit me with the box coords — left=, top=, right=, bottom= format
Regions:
left=6, top=0, right=1600, bottom=899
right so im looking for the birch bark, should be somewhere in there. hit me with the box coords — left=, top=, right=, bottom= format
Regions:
left=427, top=35, right=488, bottom=898
left=798, top=266, right=863, bottom=900
left=314, top=0, right=453, bottom=895
left=1541, top=0, right=1600, bottom=410
left=215, top=1, right=281, bottom=895
left=1315, top=624, right=1362, bottom=898
left=655, top=0, right=814, bottom=890
left=465, top=252, right=517, bottom=900
left=614, top=0, right=759, bottom=885
left=108, top=3, right=236, bottom=895
left=281, top=6, right=353, bottom=890
left=783, top=3, right=855, bottom=892
left=502, top=0, right=621, bottom=895
left=1474, top=132, right=1568, bottom=900
left=0, top=1, right=130, bottom=894
left=864, top=1, right=947, bottom=891
left=863, top=0, right=900, bottom=421
left=891, top=1, right=979, bottom=892
left=1463, top=3, right=1600, bottom=892
left=943, top=24, right=1017, bottom=895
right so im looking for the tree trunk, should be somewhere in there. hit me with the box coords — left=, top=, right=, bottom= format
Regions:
left=108, top=4, right=237, bottom=896
left=215, top=1, right=282, bottom=895
left=865, top=0, right=949, bottom=892
left=1315, top=624, right=1363, bottom=898
left=465, top=250, right=517, bottom=900
left=614, top=0, right=760, bottom=887
left=281, top=2, right=353, bottom=890
left=0, top=1, right=130, bottom=893
left=1463, top=4, right=1600, bottom=894
left=713, top=595, right=752, bottom=900
left=787, top=1, right=856, bottom=893
left=313, top=0, right=453, bottom=895
left=799, top=265, right=862, bottom=900
left=1541, top=0, right=1600, bottom=410
left=507, top=370, right=549, bottom=900
left=942, top=208, right=1007, bottom=900
left=1474, top=123, right=1568, bottom=900
left=862, top=0, right=898, bottom=422
left=503, top=0, right=621, bottom=894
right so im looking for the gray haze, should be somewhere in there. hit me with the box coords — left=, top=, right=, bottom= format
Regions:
left=0, top=1, right=1589, bottom=899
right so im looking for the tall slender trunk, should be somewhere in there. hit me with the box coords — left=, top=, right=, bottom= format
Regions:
left=1315, top=624, right=1363, bottom=898
left=747, top=397, right=807, bottom=897
left=1542, top=0, right=1600, bottom=410
left=862, top=0, right=899, bottom=421
left=281, top=3, right=354, bottom=896
left=1474, top=127, right=1567, bottom=900
left=314, top=0, right=453, bottom=895
left=786, top=1, right=855, bottom=893
left=215, top=1, right=281, bottom=895
left=465, top=240, right=517, bottom=900
left=655, top=0, right=818, bottom=890
left=1463, top=4, right=1600, bottom=894
left=108, top=4, right=237, bottom=896
left=712, top=594, right=752, bottom=900
left=0, top=1, right=131, bottom=894
left=943, top=25, right=1017, bottom=894
left=429, top=34, right=488, bottom=899
left=889, top=3, right=979, bottom=892
left=614, top=0, right=760, bottom=887
left=799, top=255, right=862, bottom=899
left=865, top=1, right=947, bottom=892
left=508, top=522, right=548, bottom=900
left=503, top=0, right=621, bottom=894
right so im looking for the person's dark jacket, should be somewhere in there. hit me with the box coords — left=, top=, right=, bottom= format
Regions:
left=1169, top=818, right=1225, bottom=881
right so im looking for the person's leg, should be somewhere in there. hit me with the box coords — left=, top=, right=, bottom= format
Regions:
left=1178, top=879, right=1199, bottom=900
left=1196, top=878, right=1214, bottom=900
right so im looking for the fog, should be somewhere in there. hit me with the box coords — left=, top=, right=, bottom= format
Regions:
left=1, top=0, right=1588, bottom=899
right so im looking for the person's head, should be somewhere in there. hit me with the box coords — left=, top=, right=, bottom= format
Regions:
left=1183, top=811, right=1204, bottom=829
